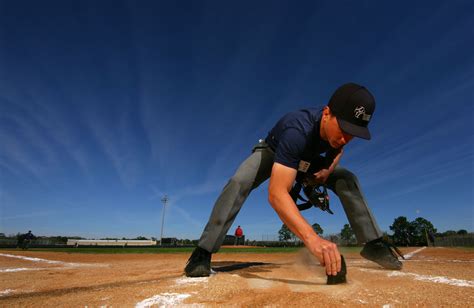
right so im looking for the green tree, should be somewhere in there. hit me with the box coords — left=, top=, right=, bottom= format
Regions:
left=278, top=224, right=295, bottom=242
left=409, top=217, right=437, bottom=246
left=328, top=234, right=340, bottom=243
left=312, top=223, right=324, bottom=235
left=457, top=229, right=468, bottom=235
left=50, top=236, right=67, bottom=244
left=134, top=236, right=149, bottom=240
left=389, top=216, right=412, bottom=246
left=340, top=224, right=355, bottom=245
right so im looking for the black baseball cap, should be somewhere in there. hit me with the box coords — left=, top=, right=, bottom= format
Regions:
left=328, top=83, right=376, bottom=140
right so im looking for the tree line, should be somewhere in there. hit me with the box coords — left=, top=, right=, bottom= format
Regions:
left=277, top=216, right=470, bottom=247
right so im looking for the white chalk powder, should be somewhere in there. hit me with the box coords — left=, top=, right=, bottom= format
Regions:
left=0, top=289, right=14, bottom=297
left=135, top=292, right=191, bottom=308
left=175, top=277, right=208, bottom=285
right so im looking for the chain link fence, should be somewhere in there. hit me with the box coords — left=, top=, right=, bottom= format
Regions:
left=260, top=234, right=279, bottom=242
left=434, top=234, right=474, bottom=247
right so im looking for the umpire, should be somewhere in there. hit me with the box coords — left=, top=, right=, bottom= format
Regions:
left=185, top=83, right=403, bottom=278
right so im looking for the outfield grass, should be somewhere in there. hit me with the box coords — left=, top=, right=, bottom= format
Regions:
left=0, top=246, right=363, bottom=254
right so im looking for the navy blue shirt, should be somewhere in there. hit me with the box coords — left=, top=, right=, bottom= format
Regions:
left=265, top=107, right=336, bottom=171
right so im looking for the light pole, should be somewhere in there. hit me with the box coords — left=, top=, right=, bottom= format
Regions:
left=160, top=195, right=169, bottom=246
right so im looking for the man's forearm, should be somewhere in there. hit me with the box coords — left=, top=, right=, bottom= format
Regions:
left=328, top=149, right=343, bottom=173
left=269, top=191, right=320, bottom=244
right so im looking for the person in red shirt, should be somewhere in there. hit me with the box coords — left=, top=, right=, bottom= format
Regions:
left=234, top=226, right=243, bottom=246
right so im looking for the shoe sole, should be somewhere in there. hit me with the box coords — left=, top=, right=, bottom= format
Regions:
left=360, top=251, right=403, bottom=270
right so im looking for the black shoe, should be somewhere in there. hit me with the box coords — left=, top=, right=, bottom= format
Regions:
left=360, top=238, right=404, bottom=270
left=184, top=246, right=212, bottom=277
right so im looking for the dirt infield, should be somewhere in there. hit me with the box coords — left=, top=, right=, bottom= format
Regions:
left=1, top=247, right=473, bottom=306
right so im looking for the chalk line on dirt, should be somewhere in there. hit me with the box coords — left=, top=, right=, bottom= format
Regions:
left=387, top=271, right=474, bottom=287
left=135, top=292, right=191, bottom=308
left=0, top=289, right=14, bottom=297
left=0, top=253, right=70, bottom=264
left=0, top=266, right=98, bottom=273
left=358, top=268, right=474, bottom=288
left=0, top=253, right=106, bottom=268
left=403, top=247, right=426, bottom=259
left=0, top=267, right=48, bottom=273
left=406, top=259, right=474, bottom=263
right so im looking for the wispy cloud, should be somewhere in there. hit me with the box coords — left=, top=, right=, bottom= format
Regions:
left=150, top=179, right=224, bottom=205
left=1, top=210, right=56, bottom=220
left=149, top=179, right=225, bottom=230
left=0, top=91, right=96, bottom=184
left=84, top=106, right=145, bottom=188
left=169, top=204, right=202, bottom=229
left=380, top=167, right=472, bottom=200
left=2, top=111, right=57, bottom=165
left=0, top=129, right=46, bottom=181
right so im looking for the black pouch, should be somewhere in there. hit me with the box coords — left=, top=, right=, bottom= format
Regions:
left=252, top=139, right=273, bottom=153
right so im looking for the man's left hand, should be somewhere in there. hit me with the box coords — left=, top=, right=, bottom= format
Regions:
left=313, top=169, right=331, bottom=184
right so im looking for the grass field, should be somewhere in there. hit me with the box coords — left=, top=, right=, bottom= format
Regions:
left=0, top=246, right=364, bottom=254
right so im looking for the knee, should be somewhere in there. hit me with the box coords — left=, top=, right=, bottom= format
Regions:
left=333, top=169, right=360, bottom=191
left=230, top=174, right=254, bottom=190
left=337, top=169, right=357, bottom=182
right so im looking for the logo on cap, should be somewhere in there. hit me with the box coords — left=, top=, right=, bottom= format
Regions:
left=354, top=106, right=371, bottom=122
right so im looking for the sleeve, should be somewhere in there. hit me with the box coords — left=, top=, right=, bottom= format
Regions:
left=273, top=128, right=307, bottom=170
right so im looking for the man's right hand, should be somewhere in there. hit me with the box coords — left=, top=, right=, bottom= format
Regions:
left=305, top=236, right=341, bottom=276
left=268, top=162, right=341, bottom=276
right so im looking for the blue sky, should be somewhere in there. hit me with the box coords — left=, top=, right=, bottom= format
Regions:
left=1, top=1, right=473, bottom=240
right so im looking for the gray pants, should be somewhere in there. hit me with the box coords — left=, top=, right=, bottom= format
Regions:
left=198, top=141, right=382, bottom=253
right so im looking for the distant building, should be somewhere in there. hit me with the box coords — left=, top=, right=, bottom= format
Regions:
left=160, top=237, right=178, bottom=246
left=67, top=239, right=157, bottom=247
